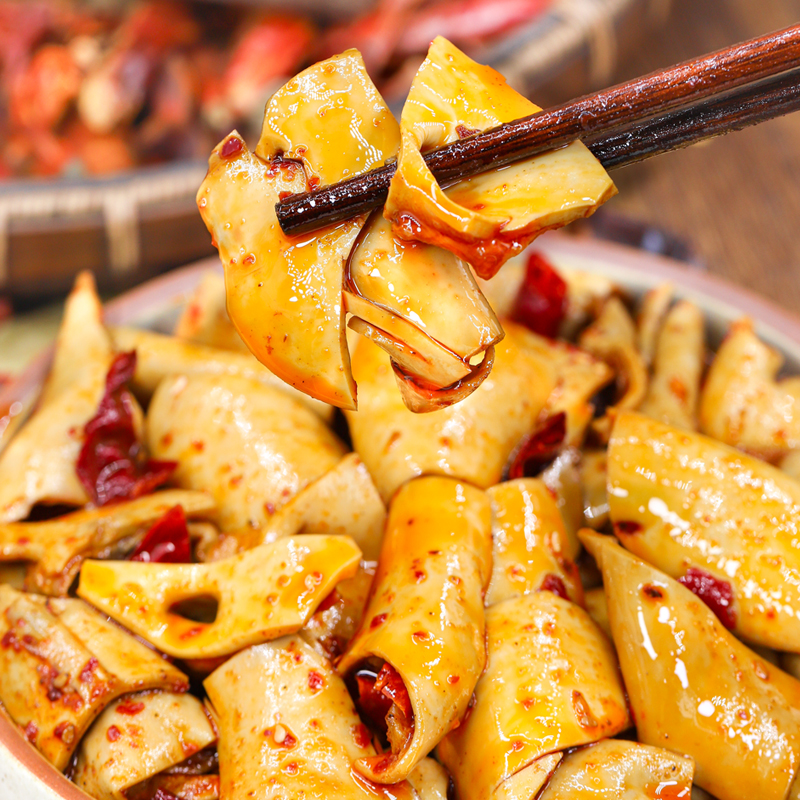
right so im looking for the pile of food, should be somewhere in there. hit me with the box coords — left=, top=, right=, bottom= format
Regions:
left=3, top=35, right=800, bottom=800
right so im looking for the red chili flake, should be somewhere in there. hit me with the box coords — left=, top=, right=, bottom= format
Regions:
left=414, top=570, right=427, bottom=583
left=284, top=762, right=298, bottom=775
left=510, top=252, right=568, bottom=338
left=106, top=725, right=122, bottom=742
left=353, top=722, right=371, bottom=748
left=17, top=537, right=30, bottom=545
left=678, top=567, right=737, bottom=630
left=539, top=574, right=569, bottom=600
left=76, top=352, right=176, bottom=506
left=1, top=630, right=19, bottom=651
left=308, top=670, right=324, bottom=692
left=79, top=657, right=99, bottom=683
left=447, top=675, right=460, bottom=685
left=54, top=722, right=75, bottom=744
left=372, top=754, right=396, bottom=774
left=370, top=613, right=388, bottom=629
left=179, top=626, right=204, bottom=640
left=374, top=663, right=412, bottom=720
left=129, top=505, right=191, bottom=564
left=220, top=136, right=243, bottom=159
left=24, top=721, right=38, bottom=742
left=511, top=740, right=525, bottom=752
left=615, top=520, right=643, bottom=535
left=507, top=412, right=567, bottom=480
left=642, top=584, right=664, bottom=600
left=116, top=700, right=145, bottom=716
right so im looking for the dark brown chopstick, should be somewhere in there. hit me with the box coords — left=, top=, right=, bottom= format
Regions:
left=276, top=23, right=800, bottom=237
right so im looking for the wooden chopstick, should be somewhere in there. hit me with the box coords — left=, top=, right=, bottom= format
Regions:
left=276, top=23, right=800, bottom=237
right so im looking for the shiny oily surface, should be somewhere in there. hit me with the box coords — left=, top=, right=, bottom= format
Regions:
left=339, top=476, right=492, bottom=784
left=586, top=532, right=800, bottom=800
left=438, top=591, right=629, bottom=800
left=485, top=478, right=583, bottom=607
left=73, top=691, right=216, bottom=800
left=608, top=411, right=800, bottom=651
left=147, top=372, right=345, bottom=532
left=385, top=36, right=615, bottom=279
left=205, top=636, right=416, bottom=800
left=345, top=323, right=556, bottom=501
left=77, top=534, right=361, bottom=658
left=537, top=739, right=694, bottom=800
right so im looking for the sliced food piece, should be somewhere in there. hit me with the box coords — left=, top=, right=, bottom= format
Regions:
left=339, top=476, right=492, bottom=784
left=205, top=636, right=416, bottom=800
left=73, top=691, right=216, bottom=800
left=583, top=530, right=800, bottom=800
left=0, top=272, right=114, bottom=521
left=437, top=590, right=629, bottom=800
left=147, top=373, right=345, bottom=532
left=608, top=411, right=800, bottom=651
left=384, top=37, right=616, bottom=279
left=0, top=490, right=214, bottom=596
left=537, top=739, right=694, bottom=800
left=77, top=534, right=361, bottom=658
left=0, top=586, right=188, bottom=770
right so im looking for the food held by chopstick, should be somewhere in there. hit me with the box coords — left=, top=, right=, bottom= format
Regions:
left=197, top=38, right=614, bottom=412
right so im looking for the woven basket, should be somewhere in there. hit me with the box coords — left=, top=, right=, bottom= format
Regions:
left=0, top=0, right=669, bottom=301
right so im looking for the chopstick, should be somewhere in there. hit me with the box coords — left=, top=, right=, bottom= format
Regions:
left=276, top=23, right=800, bottom=237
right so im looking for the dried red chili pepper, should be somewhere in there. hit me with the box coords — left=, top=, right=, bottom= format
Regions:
left=355, top=668, right=393, bottom=732
left=129, top=505, right=191, bottom=563
left=374, top=662, right=412, bottom=720
left=507, top=412, right=567, bottom=480
left=76, top=351, right=176, bottom=506
left=510, top=252, right=568, bottom=339
left=678, top=567, right=737, bottom=630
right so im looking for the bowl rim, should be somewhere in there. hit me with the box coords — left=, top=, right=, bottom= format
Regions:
left=2, top=231, right=800, bottom=799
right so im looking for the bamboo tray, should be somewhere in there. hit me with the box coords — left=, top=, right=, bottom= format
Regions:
left=0, top=0, right=670, bottom=301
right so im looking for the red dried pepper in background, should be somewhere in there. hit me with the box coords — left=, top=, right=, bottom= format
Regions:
left=510, top=252, right=568, bottom=339
left=76, top=351, right=175, bottom=506
left=129, top=505, right=191, bottom=563
left=507, top=412, right=567, bottom=480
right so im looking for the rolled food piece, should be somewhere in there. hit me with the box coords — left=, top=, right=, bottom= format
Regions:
left=204, top=636, right=416, bottom=800
left=339, top=476, right=492, bottom=784
left=485, top=478, right=583, bottom=606
left=608, top=411, right=800, bottom=651
left=582, top=529, right=800, bottom=800
left=437, top=590, right=629, bottom=800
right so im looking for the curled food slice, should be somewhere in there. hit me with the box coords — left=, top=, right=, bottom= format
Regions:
left=699, top=318, right=800, bottom=459
left=0, top=587, right=188, bottom=770
left=77, top=534, right=361, bottom=658
left=209, top=453, right=386, bottom=563
left=147, top=374, right=345, bottom=532
left=345, top=212, right=503, bottom=410
left=346, top=322, right=556, bottom=500
left=537, top=739, right=694, bottom=799
left=485, top=478, right=583, bottom=607
left=74, top=691, right=216, bottom=800
left=198, top=50, right=400, bottom=410
left=384, top=37, right=616, bottom=279
left=339, top=476, right=492, bottom=783
left=638, top=299, right=705, bottom=430
left=437, top=591, right=629, bottom=800
left=579, top=296, right=648, bottom=441
left=205, top=636, right=416, bottom=800
left=582, top=530, right=800, bottom=800
left=608, top=411, right=800, bottom=651
left=111, top=326, right=331, bottom=419
left=0, top=489, right=214, bottom=596
left=0, top=272, right=114, bottom=521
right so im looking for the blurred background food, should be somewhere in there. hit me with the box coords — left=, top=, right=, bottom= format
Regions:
left=1, top=0, right=799, bottom=387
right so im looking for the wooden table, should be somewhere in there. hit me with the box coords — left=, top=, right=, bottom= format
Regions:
left=599, top=0, right=800, bottom=312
